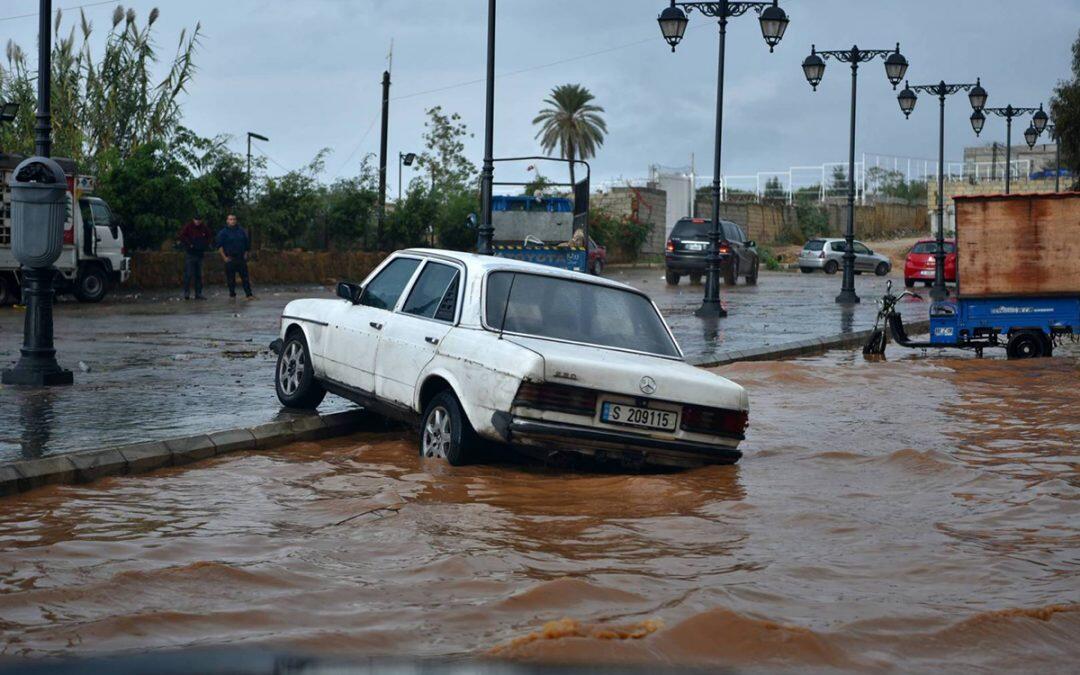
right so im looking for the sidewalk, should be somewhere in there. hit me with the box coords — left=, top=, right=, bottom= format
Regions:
left=0, top=272, right=927, bottom=461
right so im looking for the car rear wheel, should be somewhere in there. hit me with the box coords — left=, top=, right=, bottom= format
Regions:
left=724, top=259, right=738, bottom=285
left=874, top=262, right=889, bottom=276
left=1006, top=331, right=1049, bottom=359
left=665, top=271, right=680, bottom=285
left=420, top=390, right=476, bottom=466
left=73, top=265, right=108, bottom=303
left=275, top=332, right=326, bottom=409
left=824, top=260, right=839, bottom=275
left=904, top=278, right=915, bottom=288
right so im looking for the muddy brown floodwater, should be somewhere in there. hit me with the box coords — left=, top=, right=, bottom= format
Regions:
left=0, top=348, right=1077, bottom=673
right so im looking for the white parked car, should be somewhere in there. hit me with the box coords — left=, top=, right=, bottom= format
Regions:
left=271, top=249, right=749, bottom=469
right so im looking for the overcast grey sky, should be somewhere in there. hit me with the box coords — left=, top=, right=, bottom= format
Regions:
left=4, top=0, right=1079, bottom=191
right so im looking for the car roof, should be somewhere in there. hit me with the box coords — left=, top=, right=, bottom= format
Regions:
left=401, top=248, right=636, bottom=292
left=914, top=238, right=956, bottom=243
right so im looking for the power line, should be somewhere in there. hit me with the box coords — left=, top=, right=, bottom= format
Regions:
left=330, top=116, right=379, bottom=178
left=251, top=145, right=289, bottom=173
left=0, top=0, right=118, bottom=23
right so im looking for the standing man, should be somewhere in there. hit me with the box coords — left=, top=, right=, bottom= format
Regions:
left=216, top=214, right=254, bottom=299
left=178, top=214, right=213, bottom=300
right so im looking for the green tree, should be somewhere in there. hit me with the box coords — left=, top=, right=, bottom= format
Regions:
left=1049, top=29, right=1080, bottom=189
left=532, top=84, right=607, bottom=188
left=763, top=176, right=785, bottom=202
left=415, top=106, right=477, bottom=195
left=250, top=150, right=329, bottom=249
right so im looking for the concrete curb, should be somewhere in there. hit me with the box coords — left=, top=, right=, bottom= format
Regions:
left=689, top=319, right=931, bottom=368
left=0, top=409, right=369, bottom=498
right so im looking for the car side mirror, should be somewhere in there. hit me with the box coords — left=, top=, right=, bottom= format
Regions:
left=746, top=240, right=756, bottom=249
left=336, top=281, right=361, bottom=304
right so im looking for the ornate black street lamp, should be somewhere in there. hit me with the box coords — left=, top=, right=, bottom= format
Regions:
left=658, top=0, right=789, bottom=318
left=802, top=43, right=909, bottom=304
left=971, top=103, right=1046, bottom=194
left=476, top=0, right=497, bottom=255
left=896, top=77, right=986, bottom=301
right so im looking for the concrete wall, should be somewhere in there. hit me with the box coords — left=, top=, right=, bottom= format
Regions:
left=130, top=250, right=389, bottom=290
left=591, top=187, right=668, bottom=255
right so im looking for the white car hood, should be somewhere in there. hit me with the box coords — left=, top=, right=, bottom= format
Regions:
left=504, top=335, right=748, bottom=412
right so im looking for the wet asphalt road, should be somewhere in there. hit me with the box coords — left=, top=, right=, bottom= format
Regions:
left=0, top=270, right=929, bottom=460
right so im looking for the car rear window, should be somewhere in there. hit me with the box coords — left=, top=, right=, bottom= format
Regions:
left=803, top=239, right=825, bottom=251
left=912, top=242, right=956, bottom=253
left=671, top=220, right=709, bottom=239
left=485, top=272, right=680, bottom=358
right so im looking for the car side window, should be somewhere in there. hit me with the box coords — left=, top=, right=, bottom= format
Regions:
left=402, top=261, right=460, bottom=321
left=736, top=225, right=747, bottom=242
left=831, top=241, right=848, bottom=253
left=853, top=242, right=871, bottom=254
left=360, top=258, right=421, bottom=311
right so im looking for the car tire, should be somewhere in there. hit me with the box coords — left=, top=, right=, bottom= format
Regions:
left=689, top=273, right=702, bottom=285
left=724, top=259, right=738, bottom=285
left=745, top=259, right=759, bottom=285
left=904, top=278, right=915, bottom=288
left=1006, top=331, right=1048, bottom=359
left=73, top=265, right=108, bottom=303
left=592, top=260, right=603, bottom=276
left=275, top=332, right=326, bottom=409
left=420, top=389, right=476, bottom=466
left=799, top=267, right=814, bottom=274
left=665, top=271, right=680, bottom=285
left=824, top=260, right=839, bottom=275
left=0, top=275, right=19, bottom=306
left=875, top=262, right=889, bottom=276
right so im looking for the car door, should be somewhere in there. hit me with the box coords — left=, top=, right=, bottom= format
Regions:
left=852, top=241, right=874, bottom=271
left=374, top=259, right=462, bottom=409
left=322, top=256, right=422, bottom=393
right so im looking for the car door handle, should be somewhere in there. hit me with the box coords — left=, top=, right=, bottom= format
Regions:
left=425, top=336, right=439, bottom=345
left=369, top=321, right=383, bottom=330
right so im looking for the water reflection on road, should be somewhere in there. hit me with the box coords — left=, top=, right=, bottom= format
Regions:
left=0, top=346, right=1076, bottom=671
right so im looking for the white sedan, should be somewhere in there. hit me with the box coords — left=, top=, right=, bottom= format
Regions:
left=271, top=249, right=749, bottom=469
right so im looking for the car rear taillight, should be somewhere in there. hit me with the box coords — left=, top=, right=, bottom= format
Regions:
left=818, top=252, right=825, bottom=259
left=719, top=244, right=731, bottom=254
left=680, top=405, right=748, bottom=437
left=513, top=382, right=597, bottom=416
left=666, top=239, right=675, bottom=252
left=121, top=246, right=127, bottom=256
left=63, top=228, right=74, bottom=245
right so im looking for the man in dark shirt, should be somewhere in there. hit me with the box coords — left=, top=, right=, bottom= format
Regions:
left=216, top=214, right=254, bottom=299
left=178, top=215, right=213, bottom=300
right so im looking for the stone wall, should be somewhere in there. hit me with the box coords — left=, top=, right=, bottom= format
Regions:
left=592, top=187, right=667, bottom=255
left=129, top=250, right=389, bottom=290
left=926, top=177, right=1059, bottom=236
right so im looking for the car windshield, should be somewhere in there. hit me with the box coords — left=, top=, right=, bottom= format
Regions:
left=912, top=242, right=955, bottom=254
left=485, top=271, right=680, bottom=358
left=671, top=220, right=709, bottom=239
left=803, top=239, right=825, bottom=251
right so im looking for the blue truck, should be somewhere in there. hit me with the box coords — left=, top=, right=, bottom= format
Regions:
left=491, top=195, right=588, bottom=273
left=866, top=192, right=1078, bottom=359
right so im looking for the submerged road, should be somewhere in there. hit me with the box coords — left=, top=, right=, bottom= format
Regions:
left=0, top=346, right=1076, bottom=671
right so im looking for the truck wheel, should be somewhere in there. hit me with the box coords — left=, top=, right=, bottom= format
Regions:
left=724, top=259, right=738, bottom=285
left=745, top=260, right=759, bottom=285
left=0, top=275, right=19, bottom=306
left=73, top=265, right=108, bottom=303
left=275, top=332, right=326, bottom=409
left=824, top=260, right=839, bottom=275
left=1006, top=331, right=1047, bottom=359
left=420, top=389, right=476, bottom=466
left=665, top=271, right=680, bottom=286
left=875, top=262, right=890, bottom=276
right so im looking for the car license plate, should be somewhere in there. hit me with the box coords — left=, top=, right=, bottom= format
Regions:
left=600, top=401, right=677, bottom=432
left=920, top=270, right=934, bottom=276
left=686, top=243, right=705, bottom=251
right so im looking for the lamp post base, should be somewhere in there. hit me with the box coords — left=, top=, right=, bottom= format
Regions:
left=2, top=366, right=73, bottom=386
left=929, top=284, right=949, bottom=301
left=694, top=299, right=728, bottom=318
left=835, top=290, right=860, bottom=305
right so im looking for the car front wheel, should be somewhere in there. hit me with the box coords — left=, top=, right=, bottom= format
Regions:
left=420, top=390, right=475, bottom=466
left=745, top=259, right=759, bottom=285
left=875, top=262, right=890, bottom=276
left=73, top=265, right=108, bottom=303
left=275, top=333, right=326, bottom=409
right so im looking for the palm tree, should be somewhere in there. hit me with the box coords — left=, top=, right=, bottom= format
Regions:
left=532, top=84, right=607, bottom=189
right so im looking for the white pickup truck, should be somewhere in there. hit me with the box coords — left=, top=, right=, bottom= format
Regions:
left=1, top=154, right=130, bottom=305
left=272, top=249, right=749, bottom=469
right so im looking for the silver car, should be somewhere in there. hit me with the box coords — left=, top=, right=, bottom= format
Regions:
left=798, top=238, right=891, bottom=276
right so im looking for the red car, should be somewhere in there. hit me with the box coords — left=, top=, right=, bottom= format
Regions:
left=905, top=239, right=956, bottom=287
left=588, top=237, right=607, bottom=276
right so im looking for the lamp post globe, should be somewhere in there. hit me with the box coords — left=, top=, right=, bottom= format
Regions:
left=658, top=4, right=689, bottom=52
left=1032, top=105, right=1049, bottom=134
left=968, top=78, right=987, bottom=111
left=802, top=49, right=825, bottom=90
left=897, top=83, right=917, bottom=118
left=758, top=2, right=789, bottom=52
left=883, top=45, right=908, bottom=89
left=970, top=109, right=986, bottom=136
left=1024, top=123, right=1039, bottom=149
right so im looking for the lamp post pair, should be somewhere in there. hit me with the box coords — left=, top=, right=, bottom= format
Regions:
left=896, top=78, right=987, bottom=301
left=801, top=44, right=910, bottom=304
left=657, top=0, right=790, bottom=318
left=970, top=104, right=1048, bottom=193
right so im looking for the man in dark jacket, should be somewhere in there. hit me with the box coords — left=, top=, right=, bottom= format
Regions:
left=178, top=215, right=213, bottom=300
left=216, top=213, right=254, bottom=299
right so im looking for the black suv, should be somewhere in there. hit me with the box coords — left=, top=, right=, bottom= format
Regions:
left=664, top=217, right=759, bottom=286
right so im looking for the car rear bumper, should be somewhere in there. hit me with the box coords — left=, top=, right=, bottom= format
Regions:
left=665, top=253, right=729, bottom=273
left=507, top=417, right=742, bottom=468
left=797, top=257, right=826, bottom=269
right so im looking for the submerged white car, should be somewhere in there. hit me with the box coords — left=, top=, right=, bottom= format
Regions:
left=271, top=249, right=749, bottom=468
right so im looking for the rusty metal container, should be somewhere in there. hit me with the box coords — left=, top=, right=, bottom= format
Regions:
left=954, top=192, right=1080, bottom=298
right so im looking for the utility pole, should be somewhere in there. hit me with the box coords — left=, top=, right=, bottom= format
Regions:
left=377, top=70, right=390, bottom=250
